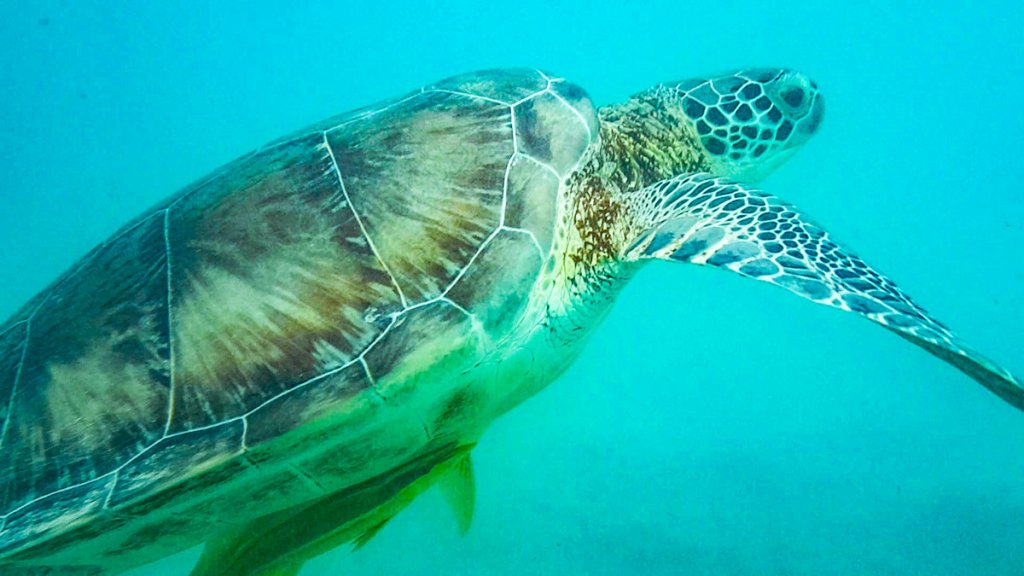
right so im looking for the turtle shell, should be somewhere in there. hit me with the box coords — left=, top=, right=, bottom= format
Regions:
left=0, top=69, right=597, bottom=568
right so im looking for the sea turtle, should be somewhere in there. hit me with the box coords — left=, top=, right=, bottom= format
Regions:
left=0, top=68, right=1020, bottom=575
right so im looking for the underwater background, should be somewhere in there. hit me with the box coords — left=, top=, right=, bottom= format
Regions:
left=1, top=1, right=1023, bottom=574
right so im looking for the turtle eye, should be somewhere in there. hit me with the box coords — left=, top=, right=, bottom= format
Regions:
left=780, top=86, right=804, bottom=108
left=766, top=74, right=814, bottom=120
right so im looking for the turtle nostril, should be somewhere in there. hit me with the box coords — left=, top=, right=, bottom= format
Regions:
left=780, top=86, right=805, bottom=109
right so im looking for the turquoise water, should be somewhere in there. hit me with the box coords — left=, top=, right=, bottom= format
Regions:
left=2, top=1, right=1023, bottom=574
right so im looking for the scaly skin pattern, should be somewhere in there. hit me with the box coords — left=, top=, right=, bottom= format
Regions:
left=539, top=87, right=713, bottom=347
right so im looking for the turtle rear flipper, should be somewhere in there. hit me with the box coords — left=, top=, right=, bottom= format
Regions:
left=189, top=445, right=475, bottom=576
left=624, top=173, right=1024, bottom=411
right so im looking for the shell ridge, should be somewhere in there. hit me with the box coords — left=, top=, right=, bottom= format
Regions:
left=321, top=131, right=408, bottom=308
left=440, top=78, right=552, bottom=299
left=0, top=321, right=29, bottom=452
left=423, top=88, right=510, bottom=107
left=499, top=105, right=518, bottom=226
left=547, top=87, right=594, bottom=144
left=358, top=357, right=378, bottom=388
left=498, top=226, right=544, bottom=260
left=239, top=416, right=249, bottom=452
left=2, top=471, right=108, bottom=523
left=517, top=153, right=560, bottom=180
left=439, top=297, right=486, bottom=340
left=0, top=320, right=27, bottom=341
left=324, top=92, right=426, bottom=135
left=161, top=208, right=177, bottom=437
left=101, top=471, right=119, bottom=510
left=243, top=313, right=399, bottom=419
left=1, top=208, right=172, bottom=523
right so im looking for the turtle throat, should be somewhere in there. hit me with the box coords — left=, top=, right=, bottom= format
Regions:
left=562, top=93, right=711, bottom=272
left=543, top=95, right=711, bottom=332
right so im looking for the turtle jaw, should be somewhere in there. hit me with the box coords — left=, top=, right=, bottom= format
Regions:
left=721, top=146, right=800, bottom=183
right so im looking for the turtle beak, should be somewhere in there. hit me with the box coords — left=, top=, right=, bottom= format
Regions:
left=804, top=90, right=825, bottom=135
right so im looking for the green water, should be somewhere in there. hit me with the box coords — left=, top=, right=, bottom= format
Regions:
left=1, top=1, right=1022, bottom=574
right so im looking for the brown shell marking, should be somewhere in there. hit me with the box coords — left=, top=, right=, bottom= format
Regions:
left=325, top=92, right=510, bottom=304
left=0, top=69, right=600, bottom=565
left=0, top=212, right=171, bottom=516
left=167, top=133, right=402, bottom=432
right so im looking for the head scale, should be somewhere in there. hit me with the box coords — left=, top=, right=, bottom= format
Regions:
left=656, top=68, right=824, bottom=182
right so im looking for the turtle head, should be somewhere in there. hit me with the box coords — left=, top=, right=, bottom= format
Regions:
left=665, top=68, right=824, bottom=182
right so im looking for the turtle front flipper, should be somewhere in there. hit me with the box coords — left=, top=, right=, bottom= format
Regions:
left=623, top=173, right=1024, bottom=412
